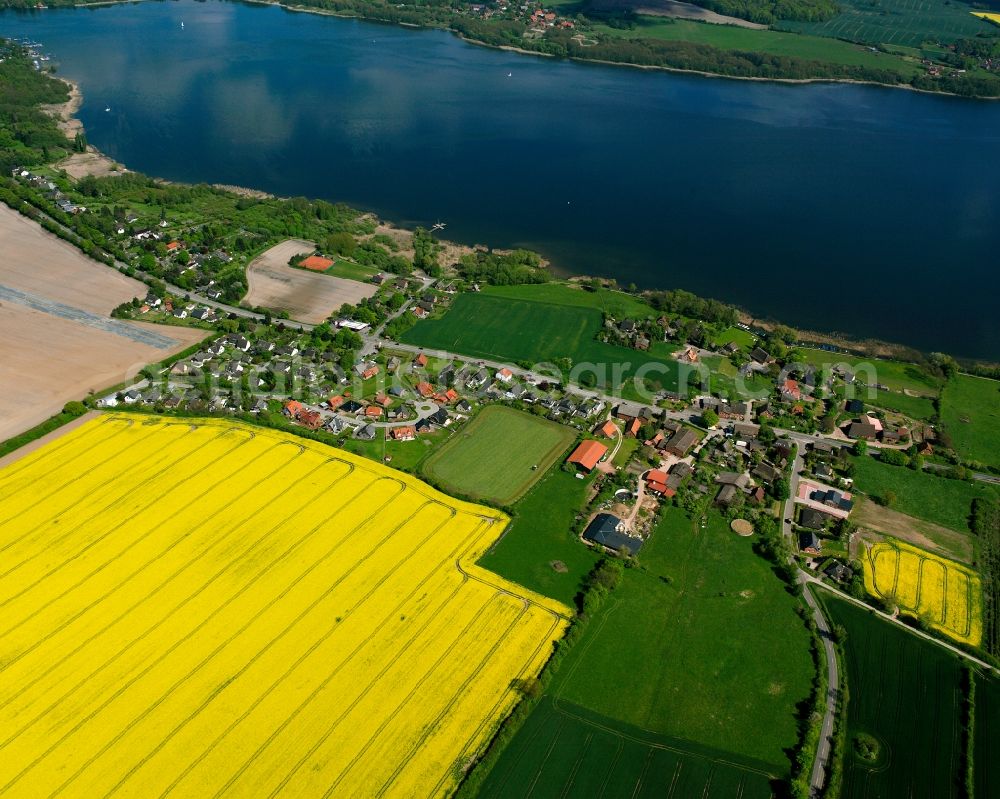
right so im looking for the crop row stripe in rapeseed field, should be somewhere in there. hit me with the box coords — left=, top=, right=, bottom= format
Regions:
left=0, top=444, right=347, bottom=721
left=863, top=538, right=982, bottom=646
left=0, top=415, right=569, bottom=798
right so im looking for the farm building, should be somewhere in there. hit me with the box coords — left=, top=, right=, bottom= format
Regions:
left=583, top=513, right=642, bottom=555
left=566, top=440, right=608, bottom=472
left=664, top=428, right=699, bottom=457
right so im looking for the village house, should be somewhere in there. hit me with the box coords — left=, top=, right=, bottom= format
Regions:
left=391, top=426, right=416, bottom=442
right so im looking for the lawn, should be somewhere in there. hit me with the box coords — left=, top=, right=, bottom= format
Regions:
left=941, top=374, right=1000, bottom=470
left=338, top=426, right=450, bottom=473
left=712, top=325, right=755, bottom=350
left=551, top=509, right=815, bottom=771
left=0, top=415, right=569, bottom=797
left=476, top=697, right=776, bottom=799
left=593, top=16, right=920, bottom=74
left=421, top=406, right=576, bottom=505
left=480, top=282, right=654, bottom=319
left=401, top=293, right=685, bottom=398
left=324, top=258, right=377, bottom=282
left=851, top=455, right=999, bottom=533
left=796, top=347, right=942, bottom=395
left=820, top=593, right=966, bottom=798
left=777, top=0, right=993, bottom=46
left=478, top=467, right=602, bottom=607
left=864, top=389, right=937, bottom=421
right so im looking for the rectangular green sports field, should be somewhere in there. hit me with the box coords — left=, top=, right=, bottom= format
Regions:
left=420, top=406, right=575, bottom=505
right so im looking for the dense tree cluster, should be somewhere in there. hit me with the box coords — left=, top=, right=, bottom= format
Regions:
left=972, top=497, right=1000, bottom=657
left=0, top=42, right=72, bottom=172
left=645, top=288, right=739, bottom=326
left=683, top=0, right=839, bottom=24
left=456, top=248, right=548, bottom=285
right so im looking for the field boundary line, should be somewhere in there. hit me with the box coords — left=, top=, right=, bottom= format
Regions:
left=0, top=417, right=168, bottom=535
left=0, top=456, right=357, bottom=736
left=43, top=483, right=419, bottom=799
left=270, top=593, right=516, bottom=798
left=119, top=513, right=487, bottom=799
left=426, top=614, right=565, bottom=799
left=0, top=475, right=405, bottom=793
left=0, top=414, right=133, bottom=500
left=328, top=602, right=532, bottom=798
left=811, top=581, right=999, bottom=675
left=0, top=425, right=249, bottom=601
left=0, top=441, right=307, bottom=695
left=0, top=439, right=291, bottom=659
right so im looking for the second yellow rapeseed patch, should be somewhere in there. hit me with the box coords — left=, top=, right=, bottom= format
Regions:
left=0, top=415, right=570, bottom=798
left=863, top=538, right=983, bottom=646
left=971, top=11, right=1000, bottom=25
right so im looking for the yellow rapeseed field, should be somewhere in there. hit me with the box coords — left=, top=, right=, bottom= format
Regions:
left=971, top=11, right=1000, bottom=24
left=863, top=538, right=983, bottom=646
left=0, top=415, right=570, bottom=798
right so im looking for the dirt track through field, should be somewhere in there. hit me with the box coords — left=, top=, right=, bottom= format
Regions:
left=0, top=206, right=204, bottom=441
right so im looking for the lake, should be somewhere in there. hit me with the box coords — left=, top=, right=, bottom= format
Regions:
left=3, top=0, right=999, bottom=358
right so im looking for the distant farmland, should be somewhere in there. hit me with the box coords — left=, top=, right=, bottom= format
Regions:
left=821, top=593, right=965, bottom=798
left=0, top=415, right=569, bottom=797
left=422, top=406, right=576, bottom=505
left=777, top=0, right=992, bottom=46
left=477, top=697, right=776, bottom=799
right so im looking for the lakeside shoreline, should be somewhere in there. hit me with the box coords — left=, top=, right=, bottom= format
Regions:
left=245, top=0, right=999, bottom=100
left=34, top=57, right=998, bottom=367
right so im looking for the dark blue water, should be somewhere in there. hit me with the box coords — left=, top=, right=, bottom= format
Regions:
left=3, top=0, right=999, bottom=357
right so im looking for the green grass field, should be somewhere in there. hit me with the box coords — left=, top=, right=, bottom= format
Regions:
left=553, top=509, right=814, bottom=770
left=712, top=325, right=755, bottom=349
left=851, top=455, right=998, bottom=533
left=480, top=282, right=654, bottom=318
left=821, top=593, right=966, bottom=797
left=796, top=348, right=942, bottom=395
left=941, top=374, right=1000, bottom=470
left=478, top=468, right=601, bottom=607
left=339, top=426, right=450, bottom=472
left=593, top=16, right=920, bottom=73
left=401, top=291, right=768, bottom=400
left=420, top=406, right=575, bottom=504
left=476, top=697, right=777, bottom=799
left=324, top=258, right=377, bottom=282
left=975, top=672, right=1000, bottom=798
left=864, top=389, right=937, bottom=421
left=777, top=0, right=993, bottom=46
left=401, top=292, right=685, bottom=397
